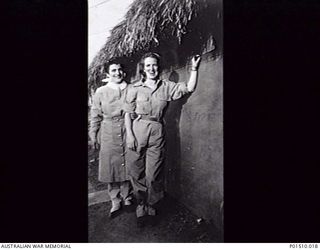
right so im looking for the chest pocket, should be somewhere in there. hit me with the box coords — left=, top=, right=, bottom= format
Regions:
left=154, top=88, right=169, bottom=101
left=136, top=94, right=151, bottom=114
left=102, top=91, right=121, bottom=116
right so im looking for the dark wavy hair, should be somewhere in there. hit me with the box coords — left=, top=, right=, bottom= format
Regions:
left=104, top=57, right=125, bottom=73
left=138, top=52, right=162, bottom=81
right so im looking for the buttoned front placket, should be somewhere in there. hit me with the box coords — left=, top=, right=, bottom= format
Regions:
left=92, top=83, right=132, bottom=183
left=140, top=80, right=162, bottom=118
left=111, top=87, right=126, bottom=169
left=149, top=80, right=162, bottom=118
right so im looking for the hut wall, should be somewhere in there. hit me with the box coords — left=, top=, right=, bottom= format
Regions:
left=88, top=0, right=223, bottom=234
left=163, top=53, right=223, bottom=232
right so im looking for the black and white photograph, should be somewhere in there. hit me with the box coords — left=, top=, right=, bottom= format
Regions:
left=88, top=0, right=223, bottom=243
left=2, top=0, right=320, bottom=245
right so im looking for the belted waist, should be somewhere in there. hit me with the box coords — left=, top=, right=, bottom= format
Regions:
left=103, top=114, right=124, bottom=121
left=136, top=114, right=162, bottom=123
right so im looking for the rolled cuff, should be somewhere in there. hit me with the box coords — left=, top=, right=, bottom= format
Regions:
left=171, top=82, right=190, bottom=100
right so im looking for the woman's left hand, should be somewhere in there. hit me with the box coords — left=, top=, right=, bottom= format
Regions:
left=126, top=134, right=137, bottom=151
left=191, top=55, right=201, bottom=70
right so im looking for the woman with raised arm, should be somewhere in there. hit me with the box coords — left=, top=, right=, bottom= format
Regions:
left=124, top=52, right=201, bottom=227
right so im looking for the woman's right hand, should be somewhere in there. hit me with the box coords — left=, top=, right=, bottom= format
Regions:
left=191, top=55, right=201, bottom=70
left=126, top=134, right=136, bottom=151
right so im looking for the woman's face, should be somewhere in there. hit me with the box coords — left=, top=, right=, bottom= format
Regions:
left=107, top=64, right=124, bottom=83
left=143, top=57, right=159, bottom=80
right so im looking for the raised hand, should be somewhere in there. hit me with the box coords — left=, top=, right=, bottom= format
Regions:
left=191, top=55, right=201, bottom=70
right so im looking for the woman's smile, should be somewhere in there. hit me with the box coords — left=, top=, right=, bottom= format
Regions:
left=144, top=57, right=159, bottom=80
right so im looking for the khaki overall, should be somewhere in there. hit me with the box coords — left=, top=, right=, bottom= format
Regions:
left=124, top=79, right=189, bottom=217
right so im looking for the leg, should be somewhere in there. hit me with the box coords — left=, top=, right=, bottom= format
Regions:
left=120, top=180, right=133, bottom=205
left=108, top=182, right=121, bottom=203
left=127, top=148, right=148, bottom=217
left=108, top=182, right=122, bottom=216
left=127, top=120, right=150, bottom=218
left=127, top=149, right=149, bottom=226
left=145, top=141, right=165, bottom=210
left=145, top=122, right=166, bottom=215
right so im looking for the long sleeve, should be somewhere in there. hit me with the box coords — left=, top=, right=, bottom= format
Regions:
left=89, top=89, right=103, bottom=142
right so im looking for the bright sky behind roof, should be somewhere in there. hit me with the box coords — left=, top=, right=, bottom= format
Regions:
left=88, top=0, right=135, bottom=65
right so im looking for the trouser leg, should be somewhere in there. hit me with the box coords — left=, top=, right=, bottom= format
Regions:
left=127, top=120, right=150, bottom=217
left=127, top=149, right=148, bottom=217
left=145, top=125, right=165, bottom=215
left=128, top=120, right=165, bottom=218
left=107, top=182, right=122, bottom=216
left=108, top=182, right=122, bottom=204
left=120, top=180, right=132, bottom=201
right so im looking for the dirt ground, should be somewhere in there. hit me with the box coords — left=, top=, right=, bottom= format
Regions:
left=89, top=196, right=222, bottom=243
left=88, top=145, right=223, bottom=243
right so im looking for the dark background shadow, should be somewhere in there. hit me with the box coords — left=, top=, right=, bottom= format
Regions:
left=2, top=0, right=320, bottom=243
left=164, top=71, right=191, bottom=203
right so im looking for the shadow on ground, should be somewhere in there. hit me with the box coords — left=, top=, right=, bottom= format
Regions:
left=89, top=196, right=222, bottom=243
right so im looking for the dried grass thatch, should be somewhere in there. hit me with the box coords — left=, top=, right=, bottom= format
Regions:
left=88, top=0, right=217, bottom=92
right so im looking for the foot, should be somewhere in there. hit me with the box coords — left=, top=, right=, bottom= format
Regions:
left=147, top=205, right=156, bottom=216
left=123, top=198, right=135, bottom=213
left=136, top=204, right=146, bottom=217
left=109, top=201, right=121, bottom=219
left=124, top=198, right=132, bottom=206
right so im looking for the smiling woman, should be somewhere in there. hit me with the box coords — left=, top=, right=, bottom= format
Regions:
left=124, top=52, right=201, bottom=227
left=143, top=57, right=159, bottom=81
left=88, top=0, right=223, bottom=242
left=89, top=57, right=134, bottom=218
left=107, top=64, right=124, bottom=83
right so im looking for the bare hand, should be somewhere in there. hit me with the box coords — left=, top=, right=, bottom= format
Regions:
left=126, top=134, right=136, bottom=151
left=191, top=55, right=201, bottom=70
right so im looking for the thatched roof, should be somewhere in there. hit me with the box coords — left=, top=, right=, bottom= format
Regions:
left=88, top=0, right=217, bottom=91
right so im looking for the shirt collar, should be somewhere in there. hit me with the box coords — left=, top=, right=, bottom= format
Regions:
left=106, top=81, right=127, bottom=90
left=133, top=79, right=162, bottom=89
